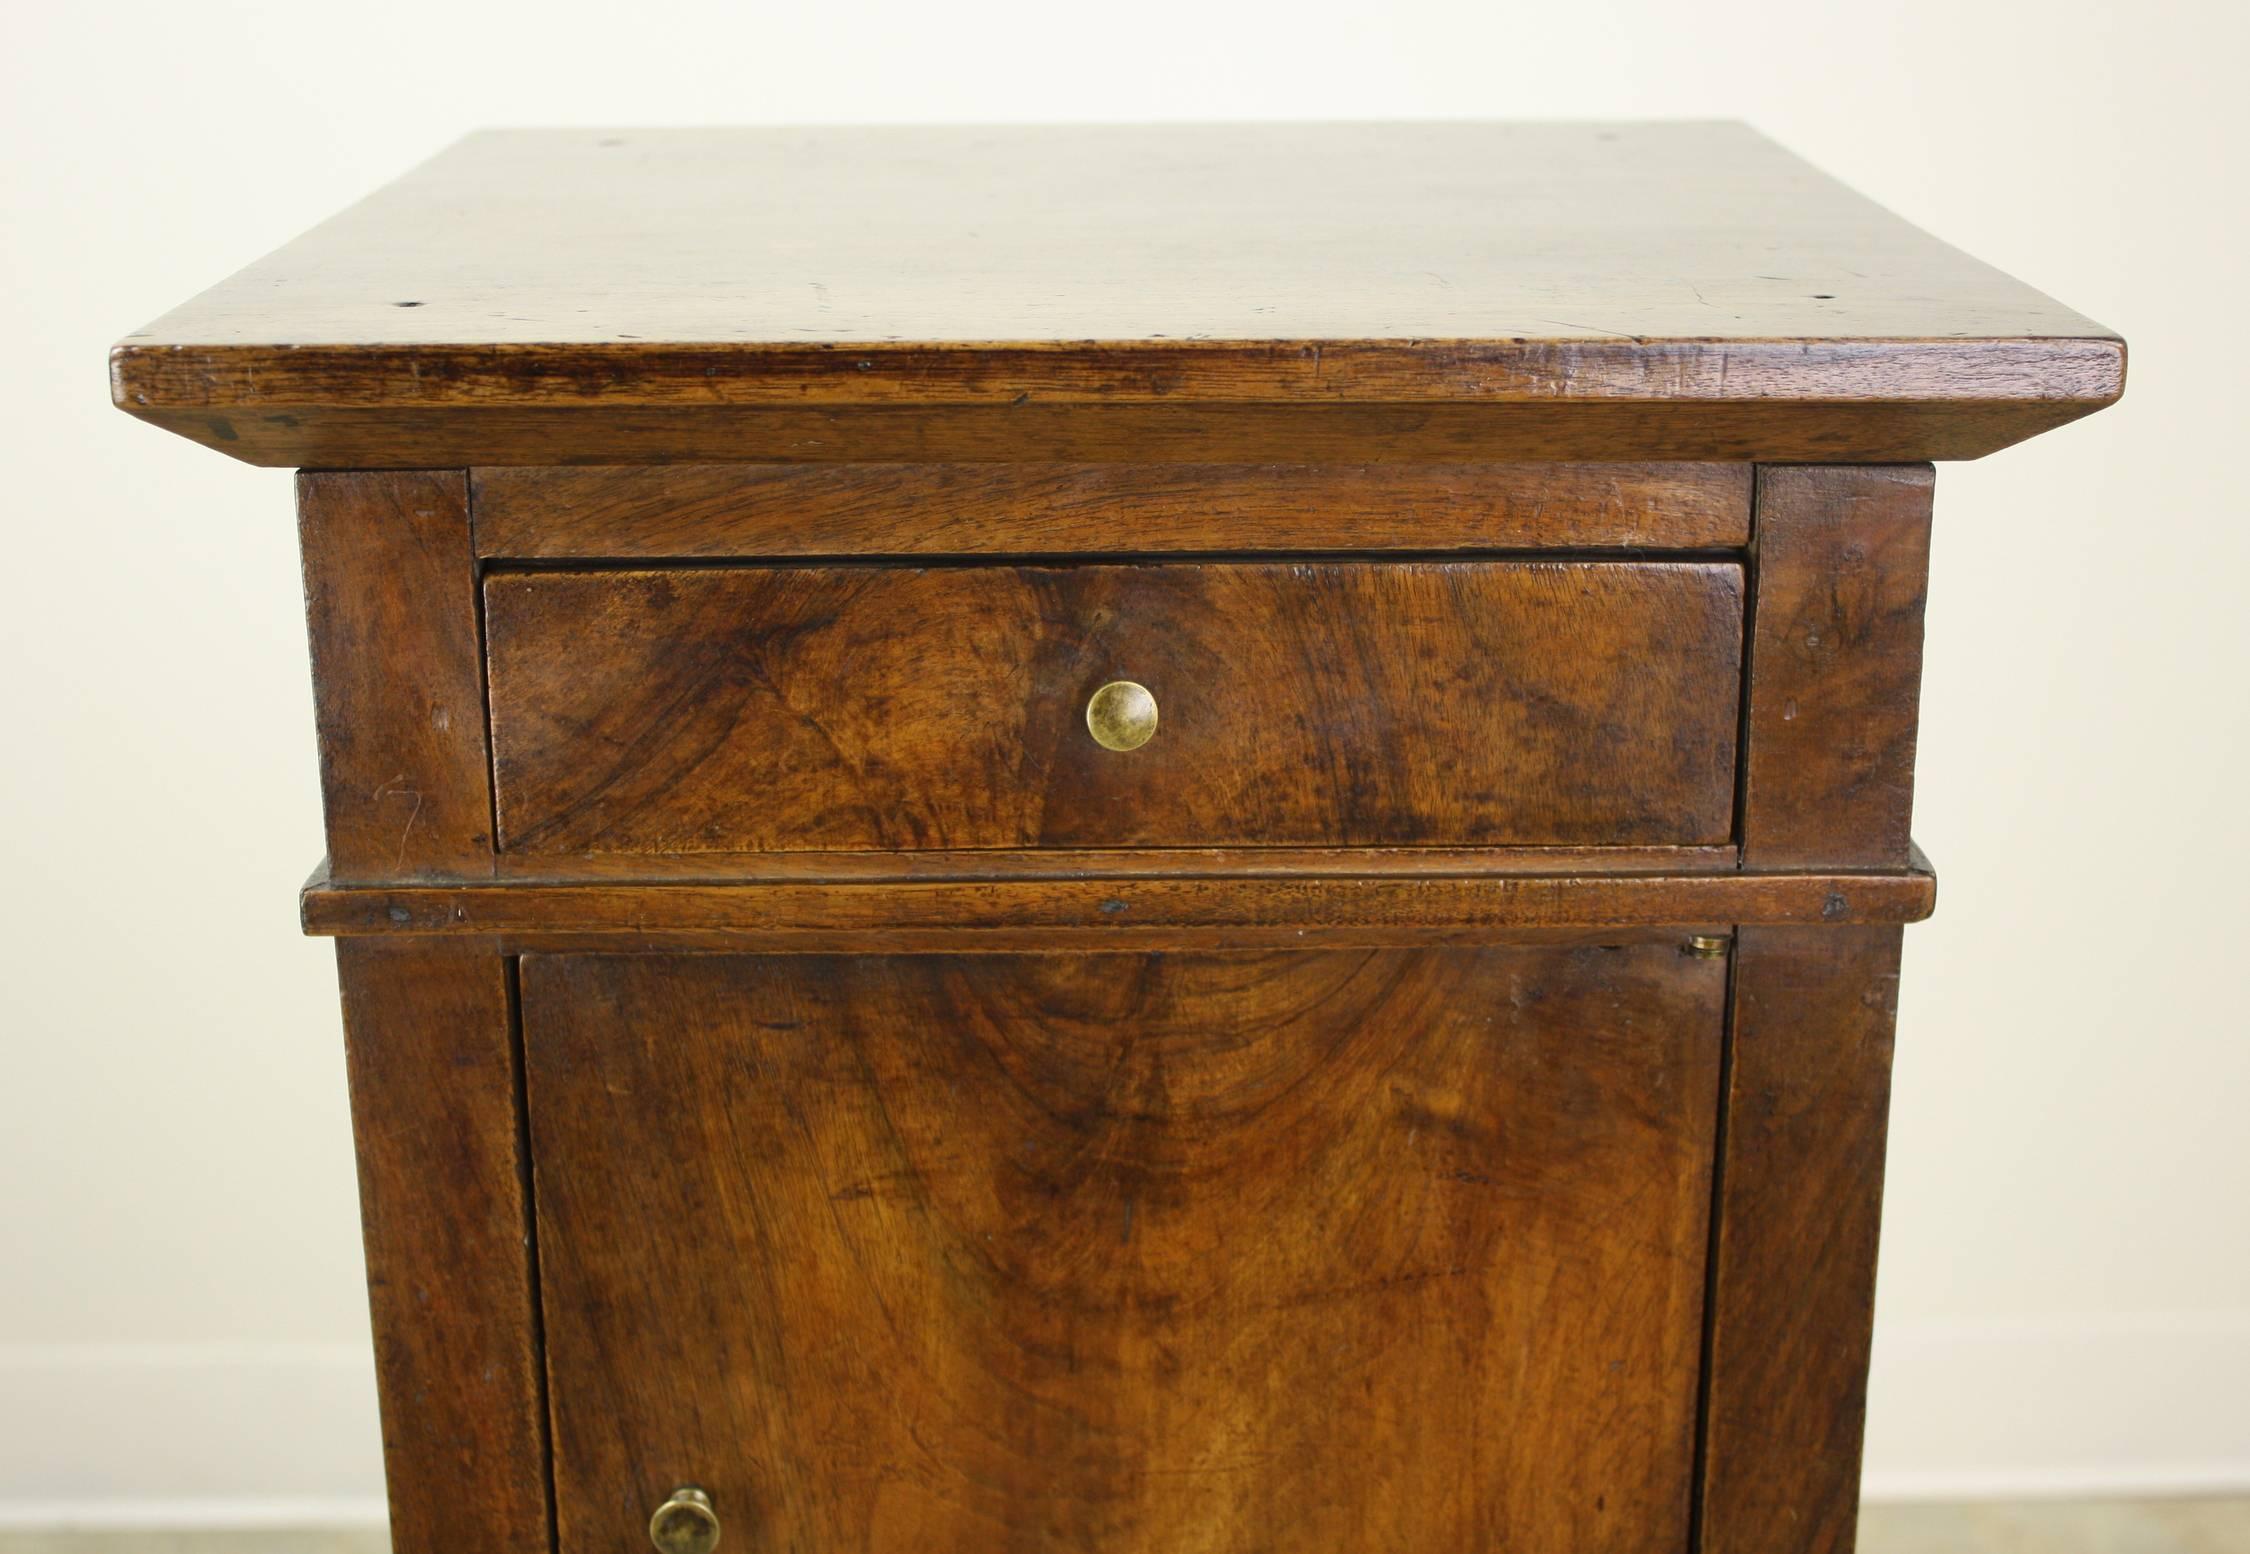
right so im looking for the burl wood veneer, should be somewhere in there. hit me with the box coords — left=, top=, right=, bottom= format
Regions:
left=114, top=123, right=2122, bottom=1554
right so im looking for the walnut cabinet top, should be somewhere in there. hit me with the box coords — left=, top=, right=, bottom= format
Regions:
left=111, top=122, right=2122, bottom=467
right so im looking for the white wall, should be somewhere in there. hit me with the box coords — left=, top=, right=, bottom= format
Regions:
left=4, top=0, right=2244, bottom=1525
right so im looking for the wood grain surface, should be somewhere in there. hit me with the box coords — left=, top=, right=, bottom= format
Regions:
left=123, top=399, right=2125, bottom=469
left=333, top=941, right=547, bottom=1554
left=112, top=124, right=2122, bottom=466
left=298, top=858, right=1939, bottom=947
left=1742, top=467, right=1935, bottom=868
left=1697, top=925, right=1905, bottom=1554
left=297, top=471, right=495, bottom=881
left=484, top=842, right=1741, bottom=883
left=484, top=560, right=1745, bottom=854
left=523, top=944, right=1725, bottom=1553
left=469, top=461, right=1753, bottom=557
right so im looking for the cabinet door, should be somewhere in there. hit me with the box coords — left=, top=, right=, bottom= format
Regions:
left=524, top=945, right=1724, bottom=1553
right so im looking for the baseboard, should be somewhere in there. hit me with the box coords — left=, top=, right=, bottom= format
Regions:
left=1861, top=1312, right=2250, bottom=1501
left=0, top=1499, right=390, bottom=1531
left=0, top=1342, right=384, bottom=1526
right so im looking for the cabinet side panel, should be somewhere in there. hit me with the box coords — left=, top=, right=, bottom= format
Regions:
left=1741, top=466, right=1933, bottom=868
left=1698, top=924, right=1903, bottom=1554
left=336, top=939, right=549, bottom=1554
left=300, top=469, right=494, bottom=880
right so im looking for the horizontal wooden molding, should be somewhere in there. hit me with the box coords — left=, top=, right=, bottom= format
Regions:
left=487, top=845, right=1742, bottom=884
left=471, top=461, right=1753, bottom=558
left=301, top=856, right=1937, bottom=948
left=119, top=398, right=2116, bottom=469
left=116, top=337, right=2123, bottom=413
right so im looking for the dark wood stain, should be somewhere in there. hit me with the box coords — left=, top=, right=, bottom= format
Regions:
left=470, top=461, right=1753, bottom=557
left=297, top=858, right=1938, bottom=947
left=298, top=470, right=495, bottom=881
left=1742, top=467, right=1934, bottom=868
left=524, top=944, right=1724, bottom=1553
left=126, top=398, right=2114, bottom=470
left=1698, top=925, right=1905, bottom=1554
left=484, top=560, right=1745, bottom=855
left=335, top=940, right=548, bottom=1554
left=111, top=125, right=2121, bottom=467
left=484, top=842, right=1742, bottom=884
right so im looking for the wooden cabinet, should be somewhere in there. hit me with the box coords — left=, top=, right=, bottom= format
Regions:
left=115, top=123, right=2121, bottom=1553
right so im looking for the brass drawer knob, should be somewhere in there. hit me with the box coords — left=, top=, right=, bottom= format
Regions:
left=649, top=1485, right=721, bottom=1554
left=1087, top=680, right=1158, bottom=751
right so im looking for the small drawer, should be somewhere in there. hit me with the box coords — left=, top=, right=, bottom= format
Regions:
left=484, top=559, right=1744, bottom=855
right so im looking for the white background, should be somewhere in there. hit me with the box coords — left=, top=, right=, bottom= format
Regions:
left=4, top=0, right=2246, bottom=1526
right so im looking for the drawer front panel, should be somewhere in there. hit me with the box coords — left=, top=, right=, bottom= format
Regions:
left=486, top=560, right=1743, bottom=853
left=524, top=944, right=1723, bottom=1554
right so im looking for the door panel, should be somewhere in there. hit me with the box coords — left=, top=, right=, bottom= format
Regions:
left=524, top=944, right=1725, bottom=1553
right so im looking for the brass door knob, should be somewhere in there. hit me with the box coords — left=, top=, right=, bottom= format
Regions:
left=1087, top=680, right=1158, bottom=751
left=649, top=1485, right=721, bottom=1554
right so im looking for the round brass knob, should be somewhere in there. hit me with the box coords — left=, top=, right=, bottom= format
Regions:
left=1086, top=680, right=1158, bottom=752
left=649, top=1485, right=720, bottom=1554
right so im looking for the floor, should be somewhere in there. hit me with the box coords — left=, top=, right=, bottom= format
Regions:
left=2, top=1501, right=2246, bottom=1552
left=1860, top=1498, right=2250, bottom=1551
